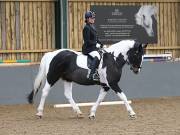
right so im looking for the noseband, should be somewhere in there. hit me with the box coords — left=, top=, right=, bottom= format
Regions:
left=126, top=58, right=142, bottom=70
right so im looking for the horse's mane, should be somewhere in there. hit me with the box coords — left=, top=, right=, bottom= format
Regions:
left=105, top=40, right=135, bottom=57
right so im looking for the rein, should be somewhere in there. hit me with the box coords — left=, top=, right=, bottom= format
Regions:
left=98, top=47, right=117, bottom=59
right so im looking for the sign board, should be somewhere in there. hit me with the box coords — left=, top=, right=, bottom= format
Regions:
left=91, top=5, right=157, bottom=44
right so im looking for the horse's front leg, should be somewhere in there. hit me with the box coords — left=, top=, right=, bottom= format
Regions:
left=64, top=81, right=83, bottom=118
left=110, top=83, right=136, bottom=119
left=89, top=86, right=109, bottom=119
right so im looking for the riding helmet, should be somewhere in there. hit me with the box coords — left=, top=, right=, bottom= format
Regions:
left=85, top=11, right=95, bottom=19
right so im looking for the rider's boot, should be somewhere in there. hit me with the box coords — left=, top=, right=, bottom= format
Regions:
left=88, top=57, right=100, bottom=81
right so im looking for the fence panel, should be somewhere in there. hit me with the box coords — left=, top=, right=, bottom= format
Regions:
left=0, top=0, right=179, bottom=62
left=0, top=0, right=55, bottom=62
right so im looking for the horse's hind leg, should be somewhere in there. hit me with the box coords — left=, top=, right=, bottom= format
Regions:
left=36, top=80, right=51, bottom=118
left=89, top=87, right=108, bottom=119
left=64, top=81, right=83, bottom=117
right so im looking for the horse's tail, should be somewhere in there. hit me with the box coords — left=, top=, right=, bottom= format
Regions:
left=27, top=53, right=47, bottom=104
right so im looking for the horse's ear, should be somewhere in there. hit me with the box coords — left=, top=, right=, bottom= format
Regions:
left=134, top=41, right=141, bottom=48
left=142, top=43, right=148, bottom=48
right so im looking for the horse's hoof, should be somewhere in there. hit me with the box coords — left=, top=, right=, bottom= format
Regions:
left=36, top=112, right=43, bottom=119
left=129, top=114, right=137, bottom=120
left=77, top=113, right=84, bottom=118
left=36, top=114, right=42, bottom=119
left=128, top=110, right=136, bottom=120
left=88, top=115, right=95, bottom=120
left=38, top=115, right=42, bottom=119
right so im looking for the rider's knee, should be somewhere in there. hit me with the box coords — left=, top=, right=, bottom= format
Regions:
left=89, top=51, right=101, bottom=60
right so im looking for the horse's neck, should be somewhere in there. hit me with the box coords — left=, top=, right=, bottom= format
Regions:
left=105, top=41, right=134, bottom=60
left=101, top=52, right=126, bottom=74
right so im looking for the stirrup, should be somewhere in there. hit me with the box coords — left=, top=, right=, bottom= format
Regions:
left=88, top=72, right=99, bottom=81
left=92, top=73, right=100, bottom=81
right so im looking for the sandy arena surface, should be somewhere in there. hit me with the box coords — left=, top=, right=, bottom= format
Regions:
left=0, top=97, right=180, bottom=135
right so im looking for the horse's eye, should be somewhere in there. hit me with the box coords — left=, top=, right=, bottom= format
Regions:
left=143, top=15, right=145, bottom=20
left=145, top=24, right=150, bottom=28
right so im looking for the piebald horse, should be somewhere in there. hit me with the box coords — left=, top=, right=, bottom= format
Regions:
left=27, top=40, right=147, bottom=119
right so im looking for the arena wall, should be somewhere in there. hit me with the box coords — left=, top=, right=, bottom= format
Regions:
left=0, top=62, right=179, bottom=105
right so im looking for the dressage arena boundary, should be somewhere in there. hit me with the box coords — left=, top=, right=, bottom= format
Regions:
left=0, top=62, right=39, bottom=67
left=143, top=53, right=172, bottom=61
left=0, top=53, right=173, bottom=67
left=54, top=101, right=132, bottom=108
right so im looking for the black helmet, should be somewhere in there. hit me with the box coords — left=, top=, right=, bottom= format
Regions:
left=85, top=11, right=95, bottom=19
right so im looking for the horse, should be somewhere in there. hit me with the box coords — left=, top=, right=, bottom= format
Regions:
left=135, top=5, right=157, bottom=37
left=27, top=40, right=147, bottom=119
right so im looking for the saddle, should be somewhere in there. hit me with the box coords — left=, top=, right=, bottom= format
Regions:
left=76, top=50, right=103, bottom=70
left=76, top=53, right=95, bottom=69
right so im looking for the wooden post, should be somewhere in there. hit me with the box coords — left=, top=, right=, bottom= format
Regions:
left=42, top=2, right=47, bottom=49
left=55, top=1, right=61, bottom=49
left=10, top=2, right=16, bottom=60
left=29, top=2, right=34, bottom=61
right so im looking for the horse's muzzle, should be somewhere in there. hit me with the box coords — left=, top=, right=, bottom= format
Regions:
left=130, top=66, right=140, bottom=74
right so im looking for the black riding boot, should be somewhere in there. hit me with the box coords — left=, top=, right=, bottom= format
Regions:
left=88, top=57, right=100, bottom=81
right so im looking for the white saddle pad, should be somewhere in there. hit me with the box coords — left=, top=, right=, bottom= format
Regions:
left=76, top=53, right=89, bottom=69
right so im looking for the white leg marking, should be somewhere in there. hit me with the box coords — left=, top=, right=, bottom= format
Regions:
left=37, top=81, right=51, bottom=117
left=64, top=81, right=82, bottom=116
left=117, top=92, right=136, bottom=118
left=89, top=88, right=107, bottom=119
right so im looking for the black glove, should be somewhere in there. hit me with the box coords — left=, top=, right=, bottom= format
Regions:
left=100, top=43, right=104, bottom=48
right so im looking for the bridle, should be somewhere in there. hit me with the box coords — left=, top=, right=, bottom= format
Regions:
left=126, top=58, right=142, bottom=70
left=126, top=54, right=143, bottom=72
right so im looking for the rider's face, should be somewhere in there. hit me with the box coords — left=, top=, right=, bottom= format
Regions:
left=88, top=17, right=95, bottom=24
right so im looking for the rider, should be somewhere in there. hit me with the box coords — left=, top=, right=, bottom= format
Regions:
left=82, top=11, right=103, bottom=81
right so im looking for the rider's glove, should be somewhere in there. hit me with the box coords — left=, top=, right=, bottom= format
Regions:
left=96, top=43, right=101, bottom=48
left=103, top=45, right=107, bottom=48
left=100, top=43, right=104, bottom=48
